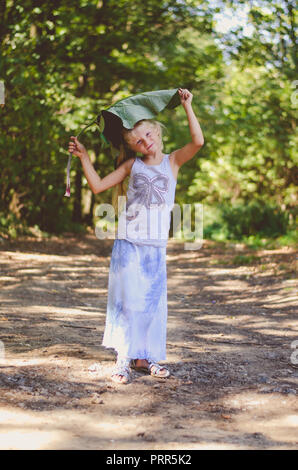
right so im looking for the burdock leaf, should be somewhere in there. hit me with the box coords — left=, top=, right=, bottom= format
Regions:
left=99, top=88, right=181, bottom=149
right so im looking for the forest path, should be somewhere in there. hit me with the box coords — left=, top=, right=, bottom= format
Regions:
left=0, top=234, right=297, bottom=450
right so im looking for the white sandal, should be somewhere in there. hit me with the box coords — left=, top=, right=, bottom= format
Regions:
left=131, top=358, right=170, bottom=378
left=111, top=357, right=131, bottom=384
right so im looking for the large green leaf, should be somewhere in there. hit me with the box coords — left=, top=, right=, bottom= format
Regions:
left=100, top=88, right=181, bottom=148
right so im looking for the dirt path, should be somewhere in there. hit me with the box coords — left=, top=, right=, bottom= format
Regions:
left=0, top=233, right=297, bottom=450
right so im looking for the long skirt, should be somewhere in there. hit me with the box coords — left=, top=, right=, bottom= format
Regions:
left=102, top=238, right=168, bottom=362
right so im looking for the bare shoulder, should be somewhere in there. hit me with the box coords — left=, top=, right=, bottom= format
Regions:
left=169, top=142, right=203, bottom=169
left=117, top=157, right=136, bottom=177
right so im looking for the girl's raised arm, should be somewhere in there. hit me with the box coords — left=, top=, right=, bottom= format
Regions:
left=68, top=136, right=134, bottom=194
left=170, top=89, right=204, bottom=170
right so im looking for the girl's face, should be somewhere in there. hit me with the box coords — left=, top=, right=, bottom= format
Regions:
left=125, top=123, right=161, bottom=156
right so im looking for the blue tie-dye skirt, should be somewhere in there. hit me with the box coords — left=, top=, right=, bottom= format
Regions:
left=102, top=239, right=168, bottom=362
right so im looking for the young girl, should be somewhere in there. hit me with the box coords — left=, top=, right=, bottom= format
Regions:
left=68, top=88, right=204, bottom=384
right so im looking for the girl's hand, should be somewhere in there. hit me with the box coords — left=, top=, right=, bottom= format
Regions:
left=178, top=88, right=193, bottom=108
left=68, top=136, right=88, bottom=159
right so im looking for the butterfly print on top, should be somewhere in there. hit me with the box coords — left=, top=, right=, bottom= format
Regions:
left=126, top=172, right=169, bottom=222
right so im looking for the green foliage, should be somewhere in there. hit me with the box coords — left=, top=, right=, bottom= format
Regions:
left=221, top=201, right=290, bottom=238
left=0, top=0, right=296, bottom=240
left=0, top=0, right=216, bottom=235
left=204, top=201, right=292, bottom=241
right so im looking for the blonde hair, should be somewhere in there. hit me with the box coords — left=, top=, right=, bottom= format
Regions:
left=112, top=119, right=166, bottom=215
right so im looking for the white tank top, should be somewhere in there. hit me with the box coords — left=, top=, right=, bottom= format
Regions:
left=116, top=154, right=177, bottom=247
